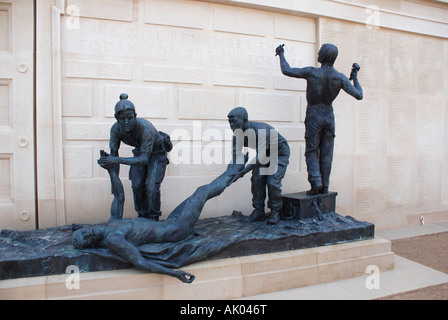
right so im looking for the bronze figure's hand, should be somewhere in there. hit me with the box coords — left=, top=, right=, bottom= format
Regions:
left=275, top=44, right=285, bottom=56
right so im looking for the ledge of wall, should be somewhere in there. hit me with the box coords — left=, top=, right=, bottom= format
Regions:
left=196, top=0, right=448, bottom=39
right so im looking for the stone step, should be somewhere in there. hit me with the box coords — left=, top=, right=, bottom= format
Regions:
left=0, top=237, right=394, bottom=300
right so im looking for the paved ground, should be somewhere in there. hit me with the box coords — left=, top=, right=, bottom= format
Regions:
left=241, top=222, right=448, bottom=300
left=377, top=231, right=448, bottom=300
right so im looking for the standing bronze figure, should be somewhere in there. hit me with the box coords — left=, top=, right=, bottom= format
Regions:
left=276, top=43, right=363, bottom=195
left=228, top=107, right=290, bottom=224
left=99, top=94, right=172, bottom=220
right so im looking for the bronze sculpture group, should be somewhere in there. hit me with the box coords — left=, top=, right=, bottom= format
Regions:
left=73, top=44, right=363, bottom=283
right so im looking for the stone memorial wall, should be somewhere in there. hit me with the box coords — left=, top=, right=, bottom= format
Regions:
left=3, top=0, right=441, bottom=231
left=319, top=17, right=448, bottom=228
left=56, top=0, right=314, bottom=225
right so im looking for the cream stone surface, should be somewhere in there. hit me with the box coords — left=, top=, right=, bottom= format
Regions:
left=34, top=0, right=318, bottom=226
left=0, top=0, right=442, bottom=231
left=0, top=238, right=394, bottom=300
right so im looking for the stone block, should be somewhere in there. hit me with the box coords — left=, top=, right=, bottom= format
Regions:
left=65, top=122, right=112, bottom=141
left=212, top=69, right=266, bottom=88
left=66, top=0, right=133, bottom=22
left=144, top=0, right=205, bottom=29
left=274, top=14, right=316, bottom=43
left=274, top=74, right=307, bottom=92
left=62, top=83, right=93, bottom=117
left=65, top=60, right=132, bottom=80
left=143, top=65, right=203, bottom=84
left=63, top=146, right=93, bottom=179
left=213, top=6, right=270, bottom=36
left=178, top=89, right=235, bottom=120
left=104, top=85, right=169, bottom=119
left=242, top=92, right=295, bottom=122
left=274, top=125, right=304, bottom=142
